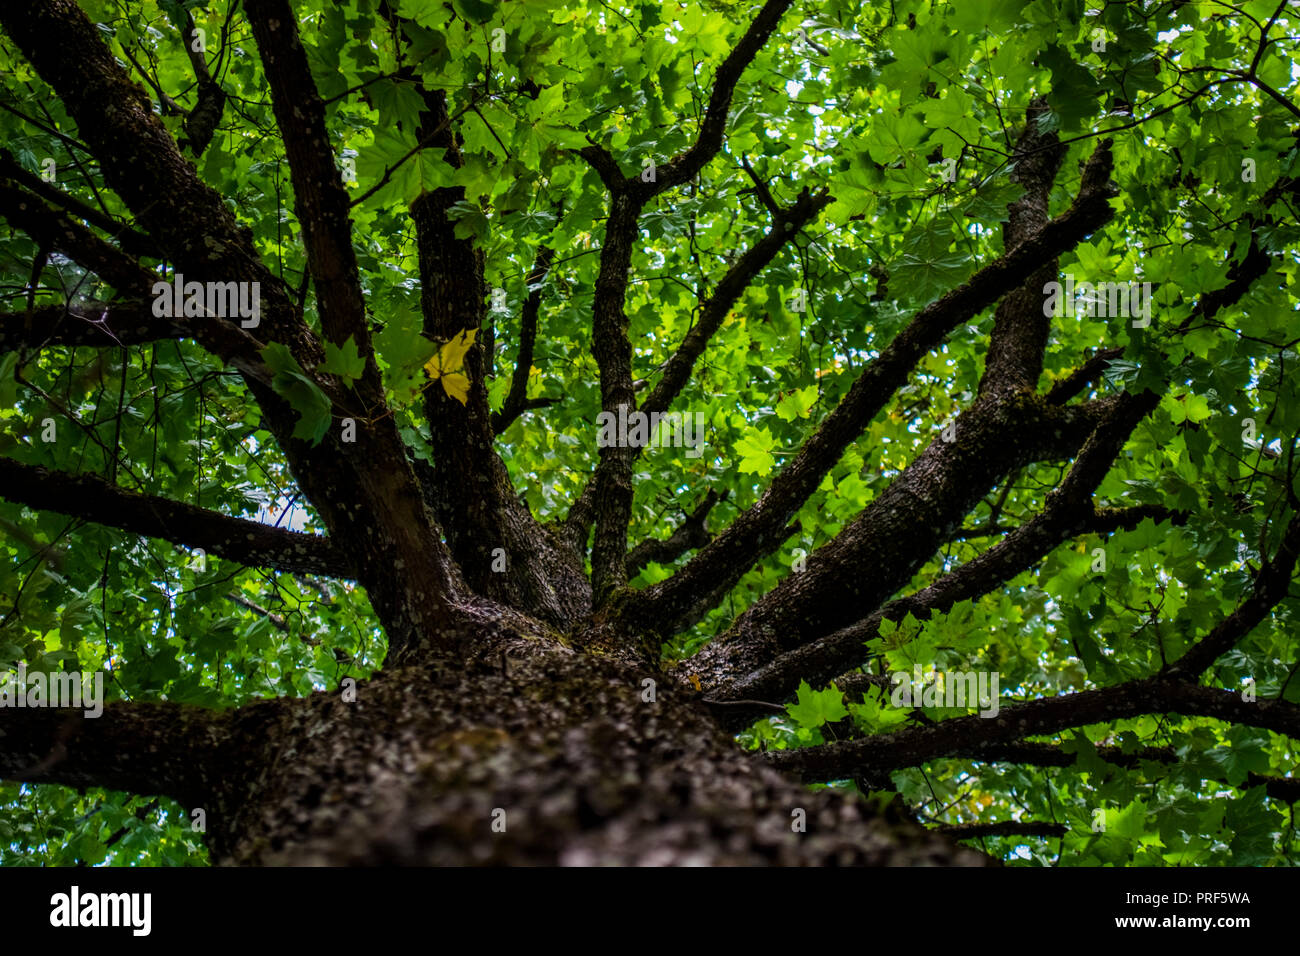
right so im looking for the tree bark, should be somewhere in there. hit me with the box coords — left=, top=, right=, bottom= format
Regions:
left=50, top=604, right=982, bottom=866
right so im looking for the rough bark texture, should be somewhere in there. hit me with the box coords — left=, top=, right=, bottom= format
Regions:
left=190, top=613, right=985, bottom=865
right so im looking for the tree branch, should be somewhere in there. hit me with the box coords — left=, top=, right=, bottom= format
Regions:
left=0, top=458, right=355, bottom=577
left=619, top=141, right=1118, bottom=638
left=640, top=188, right=831, bottom=417
left=646, top=0, right=795, bottom=196
left=626, top=490, right=725, bottom=577
left=0, top=302, right=177, bottom=352
left=581, top=0, right=799, bottom=603
left=0, top=0, right=316, bottom=366
left=244, top=0, right=378, bottom=393
left=0, top=698, right=226, bottom=805
left=766, top=678, right=1300, bottom=782
left=0, top=178, right=154, bottom=295
left=375, top=9, right=590, bottom=628
left=707, top=392, right=1163, bottom=720
left=2, top=1, right=468, bottom=658
left=1164, top=510, right=1300, bottom=680
left=588, top=192, right=645, bottom=602
left=0, top=148, right=159, bottom=258
left=1046, top=347, right=1125, bottom=404
left=562, top=187, right=829, bottom=562
left=978, top=98, right=1067, bottom=398
left=492, top=245, right=554, bottom=434
left=934, top=820, right=1067, bottom=840
left=178, top=9, right=227, bottom=157
left=0, top=181, right=275, bottom=384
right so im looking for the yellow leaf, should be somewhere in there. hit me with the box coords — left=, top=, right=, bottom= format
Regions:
left=440, top=371, right=471, bottom=405
left=423, top=328, right=478, bottom=405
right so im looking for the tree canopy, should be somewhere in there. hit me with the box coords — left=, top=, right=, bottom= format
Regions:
left=1, top=0, right=1299, bottom=867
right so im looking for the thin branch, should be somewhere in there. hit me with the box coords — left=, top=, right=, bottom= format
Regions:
left=0, top=148, right=159, bottom=258
left=0, top=178, right=155, bottom=295
left=492, top=245, right=554, bottom=434
left=765, top=678, right=1300, bottom=782
left=641, top=188, right=831, bottom=417
left=1164, top=511, right=1300, bottom=680
left=934, top=821, right=1067, bottom=840
left=178, top=10, right=227, bottom=157
left=626, top=490, right=725, bottom=576
left=646, top=0, right=796, bottom=197
left=1046, top=347, right=1125, bottom=404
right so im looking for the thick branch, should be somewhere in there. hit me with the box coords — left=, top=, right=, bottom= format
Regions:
left=709, top=392, right=1162, bottom=717
left=0, top=183, right=274, bottom=382
left=375, top=15, right=589, bottom=627
left=0, top=301, right=177, bottom=352
left=978, top=98, right=1066, bottom=397
left=0, top=698, right=226, bottom=805
left=0, top=458, right=355, bottom=577
left=620, top=142, right=1118, bottom=637
left=244, top=0, right=378, bottom=392
left=588, top=193, right=643, bottom=602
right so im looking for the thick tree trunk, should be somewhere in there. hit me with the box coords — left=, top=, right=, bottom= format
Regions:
left=183, top=603, right=984, bottom=866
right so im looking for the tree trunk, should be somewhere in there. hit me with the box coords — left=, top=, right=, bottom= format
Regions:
left=185, top=604, right=984, bottom=866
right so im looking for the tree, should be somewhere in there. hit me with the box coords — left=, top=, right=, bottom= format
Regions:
left=0, top=0, right=1298, bottom=866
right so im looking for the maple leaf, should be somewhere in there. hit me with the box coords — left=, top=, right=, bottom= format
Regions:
left=424, top=328, right=477, bottom=404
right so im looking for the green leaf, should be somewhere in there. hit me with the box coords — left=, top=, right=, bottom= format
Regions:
left=321, top=336, right=367, bottom=386
left=734, top=425, right=776, bottom=475
left=787, top=680, right=849, bottom=729
left=775, top=385, right=818, bottom=422
left=260, top=343, right=333, bottom=445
